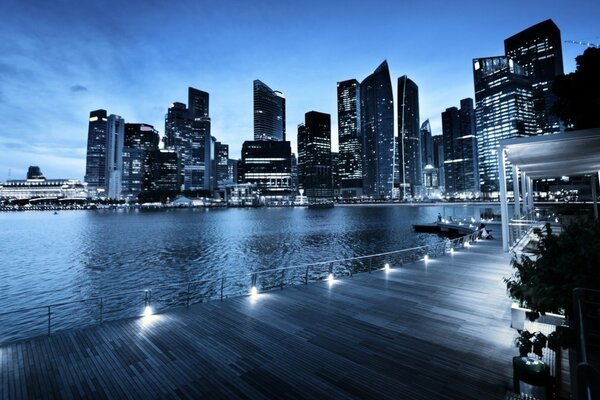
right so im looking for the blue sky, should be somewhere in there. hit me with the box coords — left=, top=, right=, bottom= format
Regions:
left=0, top=0, right=598, bottom=181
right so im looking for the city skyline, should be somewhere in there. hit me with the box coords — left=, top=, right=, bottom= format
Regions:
left=1, top=0, right=598, bottom=181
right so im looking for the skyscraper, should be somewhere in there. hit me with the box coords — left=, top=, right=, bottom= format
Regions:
left=84, top=109, right=109, bottom=195
left=106, top=114, right=124, bottom=199
left=238, top=140, right=292, bottom=201
left=473, top=57, right=536, bottom=195
left=420, top=120, right=433, bottom=167
left=214, top=141, right=229, bottom=188
left=337, top=79, right=362, bottom=197
left=164, top=87, right=212, bottom=192
left=442, top=99, right=479, bottom=197
left=297, top=111, right=333, bottom=200
left=122, top=123, right=159, bottom=200
left=397, top=75, right=421, bottom=199
left=505, top=19, right=564, bottom=135
left=361, top=61, right=394, bottom=199
left=254, top=80, right=286, bottom=141
left=432, top=135, right=445, bottom=190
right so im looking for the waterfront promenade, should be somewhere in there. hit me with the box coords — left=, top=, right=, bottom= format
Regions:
left=0, top=236, right=517, bottom=399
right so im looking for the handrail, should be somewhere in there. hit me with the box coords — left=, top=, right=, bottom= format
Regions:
left=0, top=229, right=481, bottom=343
left=573, top=288, right=600, bottom=400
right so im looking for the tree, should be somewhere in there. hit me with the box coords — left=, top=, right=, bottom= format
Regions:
left=551, top=47, right=600, bottom=130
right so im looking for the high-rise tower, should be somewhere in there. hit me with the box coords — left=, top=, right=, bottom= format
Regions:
left=473, top=57, right=536, bottom=195
left=84, top=109, right=109, bottom=195
left=254, top=80, right=286, bottom=141
left=505, top=19, right=564, bottom=135
left=337, top=79, right=362, bottom=197
left=360, top=61, right=394, bottom=199
left=397, top=75, right=421, bottom=199
left=297, top=111, right=333, bottom=200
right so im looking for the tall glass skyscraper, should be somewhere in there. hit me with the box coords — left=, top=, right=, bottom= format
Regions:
left=106, top=115, right=125, bottom=199
left=442, top=98, right=479, bottom=197
left=473, top=57, right=536, bottom=195
left=122, top=123, right=159, bottom=200
left=337, top=79, right=362, bottom=197
left=505, top=19, right=564, bottom=135
left=360, top=61, right=394, bottom=199
left=164, top=87, right=212, bottom=192
left=238, top=140, right=292, bottom=200
left=254, top=80, right=286, bottom=141
left=84, top=109, right=109, bottom=195
left=397, top=75, right=421, bottom=199
left=297, top=111, right=333, bottom=200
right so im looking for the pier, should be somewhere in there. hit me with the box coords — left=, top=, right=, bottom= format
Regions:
left=0, top=236, right=519, bottom=399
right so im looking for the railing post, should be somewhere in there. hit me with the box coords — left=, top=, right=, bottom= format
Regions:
left=280, top=269, right=285, bottom=290
left=220, top=277, right=224, bottom=301
left=305, top=266, right=309, bottom=284
left=368, top=258, right=372, bottom=274
left=47, top=306, right=51, bottom=336
left=100, top=297, right=103, bottom=324
left=187, top=283, right=191, bottom=307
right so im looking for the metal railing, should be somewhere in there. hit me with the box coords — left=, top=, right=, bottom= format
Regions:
left=572, top=288, right=600, bottom=400
left=0, top=230, right=481, bottom=344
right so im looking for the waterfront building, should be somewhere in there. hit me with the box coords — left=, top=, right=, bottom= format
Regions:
left=227, top=159, right=238, bottom=184
left=84, top=109, right=109, bottom=196
left=238, top=140, right=293, bottom=202
left=254, top=80, right=286, bottom=141
left=106, top=114, right=125, bottom=199
left=421, top=120, right=433, bottom=168
left=360, top=61, right=394, bottom=199
left=290, top=153, right=298, bottom=195
left=297, top=111, right=333, bottom=200
left=505, top=19, right=564, bottom=135
left=420, top=121, right=441, bottom=197
left=122, top=123, right=160, bottom=200
left=214, top=142, right=229, bottom=189
left=151, top=149, right=180, bottom=193
left=473, top=56, right=537, bottom=196
left=432, top=135, right=445, bottom=190
left=27, top=166, right=44, bottom=180
left=397, top=75, right=421, bottom=200
left=442, top=98, right=480, bottom=198
left=0, top=177, right=87, bottom=201
left=164, top=87, right=213, bottom=193
left=337, top=79, right=363, bottom=198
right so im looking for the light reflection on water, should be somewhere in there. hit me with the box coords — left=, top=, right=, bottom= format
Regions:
left=0, top=204, right=482, bottom=341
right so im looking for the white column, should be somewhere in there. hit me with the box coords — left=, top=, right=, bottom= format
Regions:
left=512, top=165, right=520, bottom=217
left=592, top=174, right=598, bottom=220
left=498, top=148, right=510, bottom=252
left=527, top=177, right=534, bottom=215
left=521, top=171, right=528, bottom=216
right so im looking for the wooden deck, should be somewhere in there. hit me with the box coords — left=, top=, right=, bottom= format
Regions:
left=1, top=238, right=520, bottom=399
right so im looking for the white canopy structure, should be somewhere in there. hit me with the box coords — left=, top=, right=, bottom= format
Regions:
left=498, top=128, right=600, bottom=252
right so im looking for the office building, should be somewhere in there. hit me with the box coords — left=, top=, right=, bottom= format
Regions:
left=442, top=99, right=479, bottom=197
left=397, top=75, right=421, bottom=199
left=432, top=135, right=445, bottom=190
left=214, top=142, right=229, bottom=189
left=84, top=109, right=109, bottom=195
left=337, top=79, right=363, bottom=197
left=473, top=56, right=537, bottom=195
left=238, top=140, right=292, bottom=201
left=122, top=123, right=160, bottom=200
left=151, top=149, right=179, bottom=193
left=254, top=80, right=286, bottom=141
left=297, top=111, right=333, bottom=200
left=361, top=61, right=394, bottom=199
left=505, top=19, right=564, bottom=135
left=106, top=115, right=124, bottom=199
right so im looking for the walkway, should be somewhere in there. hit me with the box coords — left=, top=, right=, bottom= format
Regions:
left=1, top=237, right=517, bottom=399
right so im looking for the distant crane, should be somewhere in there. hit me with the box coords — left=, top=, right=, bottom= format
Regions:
left=564, top=40, right=599, bottom=48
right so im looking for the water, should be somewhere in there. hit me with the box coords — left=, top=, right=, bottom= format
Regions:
left=0, top=204, right=480, bottom=342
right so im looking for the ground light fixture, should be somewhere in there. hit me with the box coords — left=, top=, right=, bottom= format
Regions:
left=143, top=305, right=153, bottom=317
left=327, top=273, right=334, bottom=284
left=465, top=241, right=471, bottom=248
left=423, top=254, right=429, bottom=262
left=384, top=263, right=390, bottom=271
left=450, top=248, right=455, bottom=254
left=250, top=286, right=258, bottom=296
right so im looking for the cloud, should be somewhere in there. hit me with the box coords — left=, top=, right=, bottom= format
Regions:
left=70, top=84, right=88, bottom=93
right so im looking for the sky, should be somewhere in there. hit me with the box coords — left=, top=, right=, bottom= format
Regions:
left=0, top=0, right=598, bottom=182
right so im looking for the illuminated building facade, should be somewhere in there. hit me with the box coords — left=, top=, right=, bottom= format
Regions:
left=397, top=75, right=421, bottom=199
left=84, top=109, right=109, bottom=196
left=122, top=123, right=160, bottom=200
left=337, top=79, right=362, bottom=197
left=254, top=80, right=286, bottom=141
left=297, top=111, right=333, bottom=200
left=473, top=56, right=536, bottom=195
left=505, top=19, right=564, bottom=135
left=361, top=61, right=394, bottom=199
left=238, top=140, right=292, bottom=201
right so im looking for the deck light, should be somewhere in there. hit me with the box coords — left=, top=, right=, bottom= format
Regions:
left=465, top=242, right=470, bottom=248
left=384, top=263, right=390, bottom=271
left=143, top=306, right=153, bottom=317
left=424, top=255, right=429, bottom=262
left=450, top=248, right=455, bottom=254
left=250, top=286, right=258, bottom=296
left=328, top=273, right=334, bottom=283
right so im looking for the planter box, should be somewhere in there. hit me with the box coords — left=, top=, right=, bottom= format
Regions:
left=511, top=303, right=565, bottom=330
